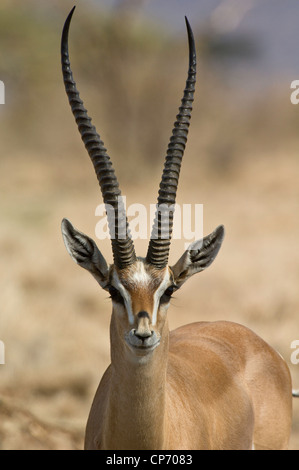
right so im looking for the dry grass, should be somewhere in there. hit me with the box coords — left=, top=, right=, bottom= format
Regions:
left=0, top=1, right=299, bottom=450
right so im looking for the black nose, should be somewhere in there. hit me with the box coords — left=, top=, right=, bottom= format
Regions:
left=134, top=329, right=153, bottom=340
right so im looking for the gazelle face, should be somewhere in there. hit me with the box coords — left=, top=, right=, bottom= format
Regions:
left=62, top=219, right=224, bottom=359
left=108, top=261, right=174, bottom=356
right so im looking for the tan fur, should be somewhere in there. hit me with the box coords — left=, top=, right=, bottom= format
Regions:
left=84, top=266, right=293, bottom=450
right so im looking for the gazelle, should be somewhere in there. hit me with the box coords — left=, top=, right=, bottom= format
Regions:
left=61, top=7, right=295, bottom=450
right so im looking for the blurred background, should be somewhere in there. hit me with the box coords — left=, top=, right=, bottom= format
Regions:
left=0, top=0, right=299, bottom=449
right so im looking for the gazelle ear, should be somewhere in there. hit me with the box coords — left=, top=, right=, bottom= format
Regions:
left=171, top=225, right=225, bottom=289
left=61, top=218, right=109, bottom=289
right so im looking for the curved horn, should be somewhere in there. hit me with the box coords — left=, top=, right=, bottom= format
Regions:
left=146, top=17, right=197, bottom=269
left=61, top=6, right=136, bottom=269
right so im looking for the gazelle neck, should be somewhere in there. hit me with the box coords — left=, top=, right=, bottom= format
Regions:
left=103, top=312, right=170, bottom=450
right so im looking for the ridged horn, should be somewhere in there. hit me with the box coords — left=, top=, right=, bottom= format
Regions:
left=146, top=17, right=197, bottom=269
left=61, top=6, right=136, bottom=269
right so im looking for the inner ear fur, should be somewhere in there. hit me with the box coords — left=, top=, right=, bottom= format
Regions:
left=171, top=225, right=225, bottom=288
left=61, top=218, right=109, bottom=288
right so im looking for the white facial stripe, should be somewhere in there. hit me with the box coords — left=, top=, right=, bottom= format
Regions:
left=152, top=269, right=170, bottom=326
left=112, top=270, right=134, bottom=325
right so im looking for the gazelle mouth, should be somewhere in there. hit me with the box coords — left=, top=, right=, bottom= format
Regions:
left=127, top=341, right=161, bottom=356
left=133, top=340, right=160, bottom=351
left=125, top=330, right=161, bottom=353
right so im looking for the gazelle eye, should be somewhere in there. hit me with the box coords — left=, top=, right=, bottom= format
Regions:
left=160, top=285, right=176, bottom=305
left=108, top=286, right=125, bottom=305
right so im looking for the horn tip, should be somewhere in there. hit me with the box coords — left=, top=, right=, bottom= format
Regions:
left=64, top=5, right=76, bottom=26
left=184, top=16, right=196, bottom=65
left=62, top=5, right=76, bottom=46
left=69, top=5, right=77, bottom=17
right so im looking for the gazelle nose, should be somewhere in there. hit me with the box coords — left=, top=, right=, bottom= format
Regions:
left=134, top=329, right=153, bottom=340
left=134, top=311, right=153, bottom=340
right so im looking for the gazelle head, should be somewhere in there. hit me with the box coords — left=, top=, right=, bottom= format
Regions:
left=61, top=7, right=224, bottom=360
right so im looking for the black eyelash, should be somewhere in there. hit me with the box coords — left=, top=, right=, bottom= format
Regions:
left=108, top=286, right=125, bottom=305
left=160, top=285, right=176, bottom=305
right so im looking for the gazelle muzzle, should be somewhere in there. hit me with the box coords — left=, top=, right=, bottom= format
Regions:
left=125, top=329, right=160, bottom=353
